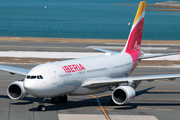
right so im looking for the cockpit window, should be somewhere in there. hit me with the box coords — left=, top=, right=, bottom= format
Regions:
left=26, top=76, right=30, bottom=79
left=37, top=76, right=40, bottom=79
left=26, top=75, right=44, bottom=79
left=31, top=76, right=36, bottom=79
left=39, top=75, right=43, bottom=79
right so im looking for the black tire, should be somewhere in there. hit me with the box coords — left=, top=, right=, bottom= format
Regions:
left=51, top=97, right=59, bottom=104
left=51, top=95, right=68, bottom=104
left=58, top=95, right=67, bottom=103
left=58, top=96, right=63, bottom=103
left=38, top=105, right=42, bottom=111
left=62, top=95, right=67, bottom=103
left=38, top=105, right=46, bottom=111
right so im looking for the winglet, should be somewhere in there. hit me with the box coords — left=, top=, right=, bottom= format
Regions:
left=122, top=1, right=146, bottom=53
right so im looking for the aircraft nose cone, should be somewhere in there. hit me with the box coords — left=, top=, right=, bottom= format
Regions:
left=24, top=79, right=35, bottom=94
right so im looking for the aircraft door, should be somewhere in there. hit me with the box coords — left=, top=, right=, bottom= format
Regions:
left=107, top=60, right=113, bottom=74
left=73, top=72, right=78, bottom=81
left=49, top=70, right=57, bottom=84
left=71, top=72, right=80, bottom=88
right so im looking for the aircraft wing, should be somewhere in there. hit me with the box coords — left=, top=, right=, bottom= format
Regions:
left=139, top=52, right=180, bottom=60
left=81, top=74, right=180, bottom=88
left=0, top=65, right=29, bottom=76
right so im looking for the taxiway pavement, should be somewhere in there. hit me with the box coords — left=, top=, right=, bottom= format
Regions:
left=0, top=41, right=180, bottom=120
left=0, top=65, right=180, bottom=120
left=0, top=41, right=179, bottom=53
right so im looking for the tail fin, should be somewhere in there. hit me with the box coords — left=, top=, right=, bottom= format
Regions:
left=122, top=1, right=146, bottom=53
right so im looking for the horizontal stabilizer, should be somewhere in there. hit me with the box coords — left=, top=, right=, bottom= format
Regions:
left=139, top=52, right=180, bottom=60
left=93, top=47, right=119, bottom=55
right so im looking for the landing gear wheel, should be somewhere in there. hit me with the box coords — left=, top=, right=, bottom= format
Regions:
left=58, top=95, right=67, bottom=103
left=38, top=105, right=46, bottom=111
left=63, top=95, right=67, bottom=103
left=51, top=97, right=59, bottom=104
left=36, top=98, right=46, bottom=111
left=51, top=95, right=68, bottom=104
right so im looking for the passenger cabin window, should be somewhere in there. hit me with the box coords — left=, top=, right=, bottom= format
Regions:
left=26, top=75, right=44, bottom=79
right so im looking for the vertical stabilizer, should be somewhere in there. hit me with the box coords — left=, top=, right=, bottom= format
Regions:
left=122, top=1, right=146, bottom=53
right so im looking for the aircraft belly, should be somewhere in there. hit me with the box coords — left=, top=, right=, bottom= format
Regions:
left=69, top=87, right=108, bottom=95
left=33, top=85, right=78, bottom=98
left=28, top=78, right=81, bottom=98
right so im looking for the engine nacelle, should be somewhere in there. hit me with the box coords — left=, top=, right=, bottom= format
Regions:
left=112, top=86, right=135, bottom=105
left=7, top=80, right=28, bottom=100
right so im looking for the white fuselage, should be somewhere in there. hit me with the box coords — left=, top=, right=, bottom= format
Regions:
left=24, top=52, right=134, bottom=98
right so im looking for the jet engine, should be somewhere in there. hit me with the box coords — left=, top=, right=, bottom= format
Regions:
left=112, top=86, right=135, bottom=105
left=7, top=80, right=28, bottom=100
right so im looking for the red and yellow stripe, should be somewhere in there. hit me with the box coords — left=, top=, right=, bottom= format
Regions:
left=123, top=1, right=146, bottom=74
left=133, top=1, right=146, bottom=25
left=123, top=1, right=146, bottom=52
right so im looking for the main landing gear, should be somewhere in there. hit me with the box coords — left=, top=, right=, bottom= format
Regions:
left=37, top=98, right=46, bottom=111
left=51, top=95, right=67, bottom=104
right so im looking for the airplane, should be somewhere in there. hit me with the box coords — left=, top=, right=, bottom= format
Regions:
left=1, top=1, right=180, bottom=111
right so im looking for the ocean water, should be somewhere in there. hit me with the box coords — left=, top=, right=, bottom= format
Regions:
left=0, top=0, right=180, bottom=40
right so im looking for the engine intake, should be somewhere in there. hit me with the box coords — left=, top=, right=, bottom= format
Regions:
left=7, top=80, right=28, bottom=100
left=112, top=86, right=135, bottom=105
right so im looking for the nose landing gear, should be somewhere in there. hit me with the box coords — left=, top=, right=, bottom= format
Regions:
left=38, top=105, right=46, bottom=111
left=36, top=95, right=67, bottom=111
left=37, top=98, right=46, bottom=111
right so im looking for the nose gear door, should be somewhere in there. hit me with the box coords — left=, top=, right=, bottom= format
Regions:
left=49, top=70, right=57, bottom=84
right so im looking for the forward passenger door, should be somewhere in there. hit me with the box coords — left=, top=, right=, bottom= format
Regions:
left=49, top=70, right=57, bottom=84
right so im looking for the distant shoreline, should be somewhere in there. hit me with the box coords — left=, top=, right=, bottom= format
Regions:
left=117, top=3, right=180, bottom=12
left=0, top=37, right=180, bottom=44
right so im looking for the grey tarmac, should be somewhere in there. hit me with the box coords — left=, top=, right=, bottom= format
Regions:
left=0, top=64, right=180, bottom=120
left=0, top=41, right=179, bottom=53
left=0, top=41, right=180, bottom=120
